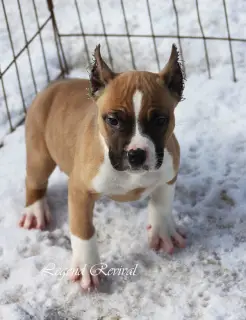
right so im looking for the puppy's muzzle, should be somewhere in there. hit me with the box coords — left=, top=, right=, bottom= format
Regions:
left=127, top=148, right=147, bottom=169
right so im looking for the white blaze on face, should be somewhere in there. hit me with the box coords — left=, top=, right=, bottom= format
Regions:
left=126, top=90, right=156, bottom=169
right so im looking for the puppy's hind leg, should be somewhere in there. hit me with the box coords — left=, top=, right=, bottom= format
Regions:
left=20, top=126, right=56, bottom=230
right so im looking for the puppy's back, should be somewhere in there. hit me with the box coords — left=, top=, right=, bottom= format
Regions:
left=25, top=78, right=96, bottom=175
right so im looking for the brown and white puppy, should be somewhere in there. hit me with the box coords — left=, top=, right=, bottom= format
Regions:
left=19, top=44, right=186, bottom=290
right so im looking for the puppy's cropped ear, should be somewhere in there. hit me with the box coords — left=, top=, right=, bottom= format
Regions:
left=89, top=44, right=116, bottom=97
left=159, top=44, right=185, bottom=102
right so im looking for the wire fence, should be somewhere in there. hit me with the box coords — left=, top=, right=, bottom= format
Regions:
left=0, top=0, right=245, bottom=142
left=0, top=0, right=67, bottom=142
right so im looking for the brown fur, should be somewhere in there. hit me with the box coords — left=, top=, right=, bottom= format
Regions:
left=68, top=177, right=99, bottom=239
left=166, top=133, right=180, bottom=176
left=25, top=184, right=47, bottom=207
left=25, top=79, right=103, bottom=239
left=110, top=187, right=146, bottom=202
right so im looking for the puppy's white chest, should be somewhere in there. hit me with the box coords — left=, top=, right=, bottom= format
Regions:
left=93, top=170, right=159, bottom=197
left=92, top=149, right=175, bottom=197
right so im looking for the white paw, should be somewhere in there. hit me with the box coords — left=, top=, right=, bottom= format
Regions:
left=70, top=233, right=101, bottom=291
left=19, top=197, right=51, bottom=230
left=147, top=213, right=186, bottom=253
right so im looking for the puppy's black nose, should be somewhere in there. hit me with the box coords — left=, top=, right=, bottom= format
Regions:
left=128, top=148, right=146, bottom=167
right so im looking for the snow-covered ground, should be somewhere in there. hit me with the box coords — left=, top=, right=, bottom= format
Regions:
left=1, top=0, right=246, bottom=319
left=1, top=71, right=246, bottom=319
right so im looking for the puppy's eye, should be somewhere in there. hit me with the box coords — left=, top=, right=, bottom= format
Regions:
left=154, top=116, right=169, bottom=126
left=105, top=115, right=119, bottom=128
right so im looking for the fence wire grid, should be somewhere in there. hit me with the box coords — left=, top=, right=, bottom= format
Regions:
left=0, top=0, right=245, bottom=142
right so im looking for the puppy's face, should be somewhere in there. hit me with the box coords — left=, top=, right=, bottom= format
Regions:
left=90, top=45, right=184, bottom=172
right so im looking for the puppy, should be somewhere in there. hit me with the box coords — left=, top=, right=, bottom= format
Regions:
left=19, top=44, right=186, bottom=290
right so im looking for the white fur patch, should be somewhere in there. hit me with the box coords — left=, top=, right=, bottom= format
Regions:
left=133, top=90, right=142, bottom=118
left=126, top=90, right=156, bottom=169
left=70, top=233, right=100, bottom=288
left=147, top=181, right=186, bottom=253
left=22, top=197, right=51, bottom=228
left=70, top=233, right=100, bottom=267
left=148, top=182, right=176, bottom=237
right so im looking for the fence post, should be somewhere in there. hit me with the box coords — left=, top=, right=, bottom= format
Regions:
left=222, top=0, right=237, bottom=82
left=0, top=68, right=13, bottom=133
left=46, top=0, right=69, bottom=76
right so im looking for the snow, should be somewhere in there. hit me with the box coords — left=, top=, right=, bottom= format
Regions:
left=1, top=71, right=246, bottom=319
left=1, top=0, right=246, bottom=319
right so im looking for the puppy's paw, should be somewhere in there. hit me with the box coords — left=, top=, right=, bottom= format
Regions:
left=147, top=215, right=186, bottom=253
left=19, top=198, right=51, bottom=230
left=69, top=264, right=100, bottom=291
left=70, top=233, right=101, bottom=291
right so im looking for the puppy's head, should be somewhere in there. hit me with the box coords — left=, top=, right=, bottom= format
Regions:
left=90, top=44, right=185, bottom=172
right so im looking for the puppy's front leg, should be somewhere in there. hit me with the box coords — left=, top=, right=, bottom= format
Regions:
left=147, top=181, right=186, bottom=253
left=68, top=180, right=100, bottom=290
